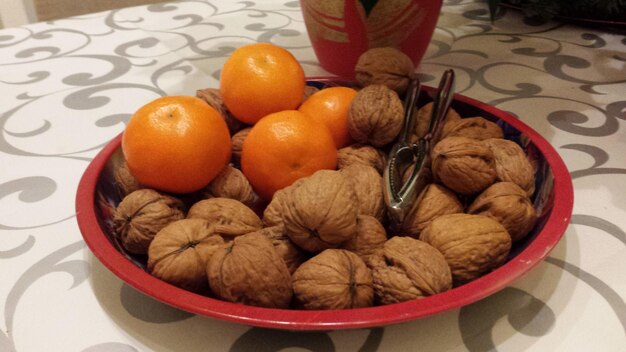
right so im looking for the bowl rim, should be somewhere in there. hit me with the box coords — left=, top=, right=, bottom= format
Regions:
left=75, top=81, right=574, bottom=330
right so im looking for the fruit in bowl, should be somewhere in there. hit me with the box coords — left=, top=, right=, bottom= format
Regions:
left=76, top=44, right=573, bottom=330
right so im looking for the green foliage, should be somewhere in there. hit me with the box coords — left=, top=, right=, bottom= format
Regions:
left=488, top=0, right=626, bottom=21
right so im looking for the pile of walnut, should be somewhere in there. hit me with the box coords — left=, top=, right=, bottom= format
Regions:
left=112, top=47, right=537, bottom=310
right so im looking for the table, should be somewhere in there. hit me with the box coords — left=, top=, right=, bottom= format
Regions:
left=1, top=1, right=625, bottom=351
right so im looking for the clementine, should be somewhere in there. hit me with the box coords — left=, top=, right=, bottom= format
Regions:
left=122, top=96, right=231, bottom=194
left=241, top=110, right=337, bottom=200
left=298, top=86, right=357, bottom=148
left=220, top=43, right=305, bottom=125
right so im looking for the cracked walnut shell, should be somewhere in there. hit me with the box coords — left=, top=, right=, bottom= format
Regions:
left=114, top=189, right=185, bottom=255
left=292, top=249, right=373, bottom=310
left=187, top=198, right=262, bottom=237
left=420, top=213, right=512, bottom=285
left=147, top=218, right=224, bottom=292
left=370, top=236, right=452, bottom=304
left=355, top=47, right=414, bottom=95
left=468, top=182, right=537, bottom=242
left=431, top=136, right=497, bottom=195
left=482, top=138, right=536, bottom=196
left=207, top=232, right=293, bottom=308
left=281, top=170, right=358, bottom=253
left=348, top=84, right=404, bottom=147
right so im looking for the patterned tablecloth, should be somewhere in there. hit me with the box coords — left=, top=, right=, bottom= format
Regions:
left=1, top=0, right=625, bottom=351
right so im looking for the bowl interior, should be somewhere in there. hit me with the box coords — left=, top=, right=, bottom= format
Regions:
left=76, top=79, right=573, bottom=330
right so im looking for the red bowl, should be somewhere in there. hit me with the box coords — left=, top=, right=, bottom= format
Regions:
left=76, top=79, right=573, bottom=330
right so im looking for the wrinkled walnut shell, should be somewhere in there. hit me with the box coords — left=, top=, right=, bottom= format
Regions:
left=113, top=159, right=143, bottom=197
left=200, top=165, right=257, bottom=208
left=281, top=170, right=358, bottom=253
left=292, top=249, right=373, bottom=309
left=348, top=84, right=404, bottom=147
left=420, top=213, right=512, bottom=285
left=341, top=215, right=387, bottom=262
left=369, top=236, right=452, bottom=304
left=187, top=198, right=262, bottom=237
left=114, top=189, right=186, bottom=254
left=355, top=47, right=414, bottom=95
left=337, top=143, right=387, bottom=174
left=196, top=88, right=245, bottom=134
left=147, top=218, right=224, bottom=292
left=262, top=177, right=307, bottom=227
left=230, top=127, right=251, bottom=165
left=431, top=136, right=497, bottom=195
left=207, top=232, right=293, bottom=308
left=440, top=116, right=504, bottom=141
left=468, top=182, right=537, bottom=242
left=482, top=138, right=536, bottom=196
left=251, top=225, right=308, bottom=274
left=340, top=164, right=385, bottom=222
left=401, top=183, right=464, bottom=238
left=412, top=103, right=462, bottom=143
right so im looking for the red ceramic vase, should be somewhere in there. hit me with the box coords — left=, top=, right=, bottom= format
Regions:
left=300, top=0, right=443, bottom=78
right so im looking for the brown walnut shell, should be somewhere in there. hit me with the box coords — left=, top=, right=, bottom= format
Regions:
left=230, top=127, right=251, bottom=165
left=468, top=182, right=537, bottom=242
left=337, top=143, right=387, bottom=174
left=207, top=232, right=293, bottom=308
left=369, top=236, right=452, bottom=304
left=348, top=84, right=404, bottom=147
left=412, top=102, right=462, bottom=143
left=401, top=183, right=464, bottom=238
left=302, top=85, right=320, bottom=103
left=354, top=47, right=414, bottom=95
left=420, top=213, right=512, bottom=285
left=196, top=88, right=245, bottom=134
left=114, top=189, right=186, bottom=255
left=200, top=165, right=257, bottom=208
left=292, top=249, right=373, bottom=310
left=340, top=164, right=385, bottom=222
left=431, top=136, right=497, bottom=195
left=281, top=170, right=358, bottom=253
left=341, top=215, right=387, bottom=262
left=250, top=225, right=308, bottom=274
left=147, top=218, right=224, bottom=292
left=440, top=116, right=504, bottom=141
left=113, top=159, right=143, bottom=197
left=262, top=177, right=307, bottom=227
left=482, top=138, right=536, bottom=196
left=187, top=198, right=262, bottom=237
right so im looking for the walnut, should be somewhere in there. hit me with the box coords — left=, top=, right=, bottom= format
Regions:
left=354, top=47, right=414, bottom=95
left=341, top=215, right=387, bottom=262
left=401, top=183, right=464, bottom=238
left=431, top=136, right=497, bottom=195
left=147, top=218, right=224, bottom=292
left=482, top=138, right=536, bottom=196
left=114, top=189, right=185, bottom=254
left=369, top=236, right=452, bottom=304
left=292, top=249, right=373, bottom=309
left=200, top=165, right=257, bottom=208
left=187, top=198, right=262, bottom=237
left=251, top=225, right=308, bottom=274
left=468, top=182, right=537, bottom=242
left=339, top=164, right=385, bottom=222
left=302, top=85, right=320, bottom=103
left=196, top=88, right=245, bottom=134
left=420, top=213, right=512, bottom=285
left=280, top=170, right=358, bottom=253
left=412, top=102, right=462, bottom=142
left=262, top=177, right=307, bottom=227
left=207, top=232, right=292, bottom=308
left=230, top=127, right=251, bottom=164
left=337, top=143, right=387, bottom=174
left=348, top=84, right=404, bottom=147
left=440, top=116, right=504, bottom=141
left=113, top=159, right=143, bottom=197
